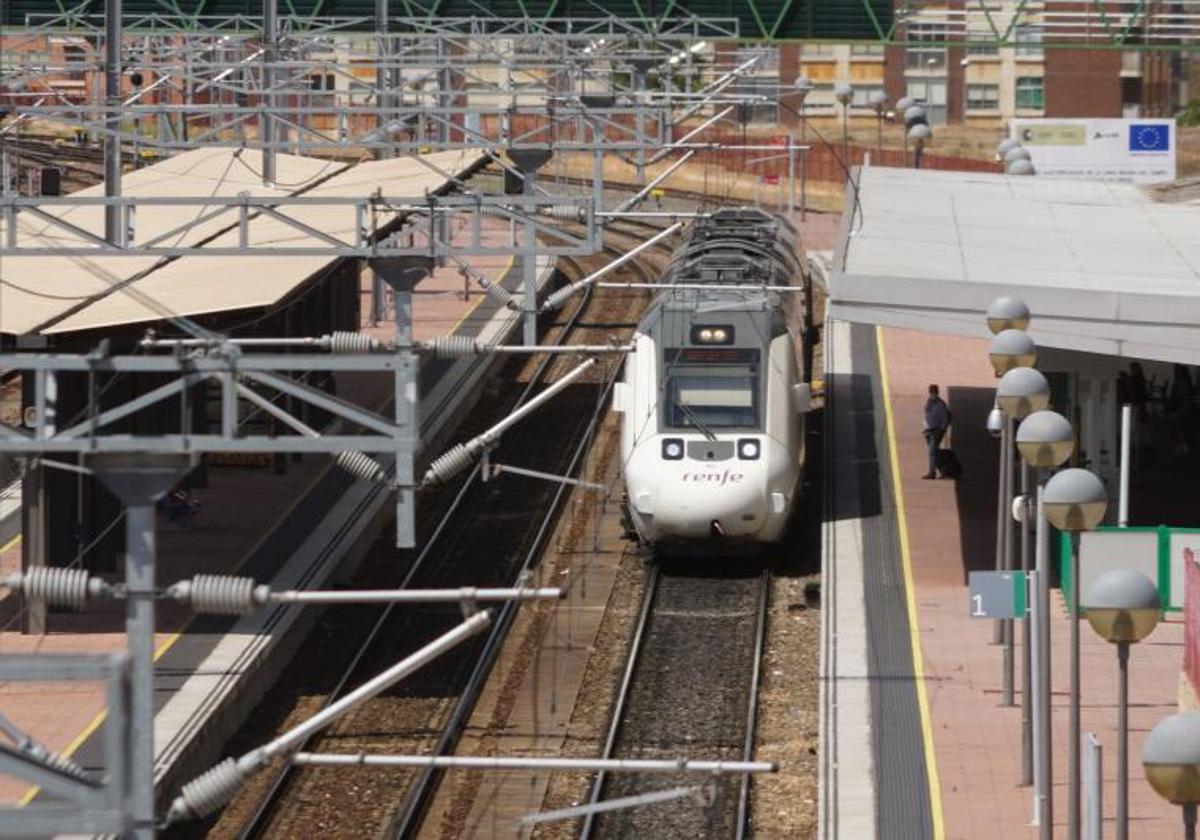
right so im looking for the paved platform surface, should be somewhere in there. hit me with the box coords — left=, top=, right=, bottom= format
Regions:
left=0, top=215, right=534, bottom=808
left=877, top=324, right=1183, bottom=839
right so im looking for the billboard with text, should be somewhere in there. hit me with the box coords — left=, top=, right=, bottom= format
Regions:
left=1010, top=118, right=1176, bottom=184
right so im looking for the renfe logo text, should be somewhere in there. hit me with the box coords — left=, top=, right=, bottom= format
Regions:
left=681, top=469, right=745, bottom=486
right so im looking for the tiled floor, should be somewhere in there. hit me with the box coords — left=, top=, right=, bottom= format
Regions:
left=879, top=325, right=1182, bottom=839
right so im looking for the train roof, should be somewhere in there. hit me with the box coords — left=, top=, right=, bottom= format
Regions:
left=660, top=207, right=802, bottom=296
left=636, top=208, right=805, bottom=332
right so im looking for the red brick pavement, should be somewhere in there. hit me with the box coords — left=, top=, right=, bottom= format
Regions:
left=879, top=325, right=1182, bottom=839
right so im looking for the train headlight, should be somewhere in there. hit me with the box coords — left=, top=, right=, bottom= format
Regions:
left=738, top=438, right=760, bottom=460
left=690, top=324, right=734, bottom=345
left=662, top=438, right=685, bottom=460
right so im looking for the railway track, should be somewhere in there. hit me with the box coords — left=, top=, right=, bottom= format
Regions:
left=581, top=563, right=771, bottom=840
left=208, top=223, right=678, bottom=839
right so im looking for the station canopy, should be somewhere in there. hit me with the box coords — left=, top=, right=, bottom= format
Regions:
left=0, top=147, right=484, bottom=337
left=830, top=167, right=1200, bottom=367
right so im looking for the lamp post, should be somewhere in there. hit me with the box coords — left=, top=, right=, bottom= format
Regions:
left=1086, top=569, right=1161, bottom=840
left=1006, top=144, right=1033, bottom=172
left=989, top=329, right=1037, bottom=373
left=1017, top=408, right=1077, bottom=839
left=989, top=331, right=1039, bottom=694
left=904, top=102, right=930, bottom=170
left=986, top=297, right=1032, bottom=646
left=895, top=96, right=914, bottom=165
left=1045, top=466, right=1109, bottom=840
left=1008, top=157, right=1037, bottom=176
left=1005, top=141, right=1037, bottom=176
left=987, top=296, right=1031, bottom=333
left=835, top=82, right=854, bottom=164
left=909, top=123, right=932, bottom=169
left=997, top=137, right=1020, bottom=172
left=997, top=365, right=1051, bottom=785
left=1144, top=713, right=1200, bottom=840
left=868, top=90, right=888, bottom=160
left=794, top=75, right=814, bottom=145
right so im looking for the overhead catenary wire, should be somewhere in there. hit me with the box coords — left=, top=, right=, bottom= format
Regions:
left=165, top=610, right=493, bottom=824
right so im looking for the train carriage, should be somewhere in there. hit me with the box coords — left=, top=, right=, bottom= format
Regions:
left=614, top=207, right=813, bottom=556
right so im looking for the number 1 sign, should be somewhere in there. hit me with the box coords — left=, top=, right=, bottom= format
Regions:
left=968, top=570, right=1028, bottom=619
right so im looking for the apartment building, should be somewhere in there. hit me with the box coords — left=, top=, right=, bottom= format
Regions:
left=731, top=5, right=1191, bottom=127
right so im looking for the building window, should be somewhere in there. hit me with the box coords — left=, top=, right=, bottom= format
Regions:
left=906, top=22, right=947, bottom=70
left=1015, top=24, right=1044, bottom=58
left=907, top=78, right=947, bottom=107
left=803, top=43, right=838, bottom=58
left=1016, top=76, right=1045, bottom=109
left=966, top=83, right=1000, bottom=110
left=310, top=73, right=336, bottom=91
left=850, top=43, right=885, bottom=57
left=851, top=84, right=885, bottom=107
left=966, top=32, right=999, bottom=56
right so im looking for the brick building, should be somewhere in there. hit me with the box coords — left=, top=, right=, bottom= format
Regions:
left=729, top=6, right=1194, bottom=127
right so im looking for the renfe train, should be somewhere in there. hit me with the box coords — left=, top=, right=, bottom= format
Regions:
left=614, top=207, right=813, bottom=556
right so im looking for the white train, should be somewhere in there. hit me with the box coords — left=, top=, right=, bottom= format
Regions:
left=614, top=208, right=813, bottom=556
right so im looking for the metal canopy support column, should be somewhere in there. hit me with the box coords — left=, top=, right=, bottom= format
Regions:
left=91, top=453, right=192, bottom=839
left=369, top=256, right=430, bottom=548
left=375, top=0, right=393, bottom=161
left=104, top=0, right=122, bottom=245
left=507, top=149, right=553, bottom=346
left=261, top=0, right=277, bottom=186
left=21, top=368, right=56, bottom=635
left=629, top=58, right=655, bottom=186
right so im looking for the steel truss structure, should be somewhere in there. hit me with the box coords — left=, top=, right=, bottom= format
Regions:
left=0, top=12, right=796, bottom=838
left=885, top=0, right=1200, bottom=51
left=2, top=192, right=598, bottom=256
left=0, top=15, right=748, bottom=152
left=2, top=4, right=1196, bottom=50
left=0, top=655, right=132, bottom=836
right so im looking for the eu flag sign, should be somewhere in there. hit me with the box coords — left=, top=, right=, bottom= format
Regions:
left=1129, top=123, right=1170, bottom=152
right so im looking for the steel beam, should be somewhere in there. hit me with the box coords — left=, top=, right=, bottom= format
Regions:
left=91, top=453, right=192, bottom=840
left=103, top=0, right=122, bottom=246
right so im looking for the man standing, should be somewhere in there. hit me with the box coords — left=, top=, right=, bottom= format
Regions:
left=923, top=384, right=951, bottom=479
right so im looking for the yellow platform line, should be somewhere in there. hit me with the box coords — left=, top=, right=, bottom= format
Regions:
left=876, top=324, right=946, bottom=839
left=0, top=535, right=20, bottom=555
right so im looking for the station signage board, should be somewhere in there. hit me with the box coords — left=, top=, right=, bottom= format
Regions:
left=968, top=571, right=1027, bottom=619
left=1010, top=118, right=1176, bottom=184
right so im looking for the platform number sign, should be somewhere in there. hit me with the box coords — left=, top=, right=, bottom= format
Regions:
left=968, top=571, right=1028, bottom=619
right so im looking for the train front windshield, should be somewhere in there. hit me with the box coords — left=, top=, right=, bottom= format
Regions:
left=663, top=348, right=760, bottom=430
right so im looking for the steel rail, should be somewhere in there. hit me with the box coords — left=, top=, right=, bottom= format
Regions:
left=234, top=287, right=539, bottom=840
left=578, top=564, right=662, bottom=839
left=735, top=569, right=771, bottom=839
left=387, top=238, right=666, bottom=837
left=579, top=567, right=771, bottom=839
left=237, top=222, right=668, bottom=838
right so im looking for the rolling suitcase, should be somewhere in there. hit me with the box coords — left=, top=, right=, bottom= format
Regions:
left=935, top=445, right=962, bottom=479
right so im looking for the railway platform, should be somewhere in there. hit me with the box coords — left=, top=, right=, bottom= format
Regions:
left=0, top=221, right=556, bottom=810
left=825, top=319, right=1184, bottom=838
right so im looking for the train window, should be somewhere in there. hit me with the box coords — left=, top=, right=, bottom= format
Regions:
left=666, top=370, right=759, bottom=429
